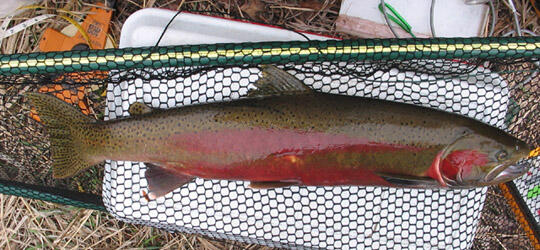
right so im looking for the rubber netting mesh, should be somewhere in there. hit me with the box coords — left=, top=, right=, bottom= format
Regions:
left=0, top=37, right=539, bottom=248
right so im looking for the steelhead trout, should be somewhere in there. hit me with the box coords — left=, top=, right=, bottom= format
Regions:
left=26, top=65, right=532, bottom=199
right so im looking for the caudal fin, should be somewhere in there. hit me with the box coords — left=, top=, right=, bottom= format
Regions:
left=25, top=92, right=97, bottom=178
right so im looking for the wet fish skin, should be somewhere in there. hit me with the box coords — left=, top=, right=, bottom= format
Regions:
left=25, top=66, right=531, bottom=198
left=97, top=94, right=452, bottom=173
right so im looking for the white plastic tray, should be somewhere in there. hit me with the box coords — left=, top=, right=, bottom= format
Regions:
left=119, top=9, right=331, bottom=48
left=104, top=8, right=504, bottom=249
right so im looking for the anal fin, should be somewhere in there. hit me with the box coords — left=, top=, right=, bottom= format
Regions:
left=144, top=163, right=194, bottom=200
left=249, top=181, right=295, bottom=189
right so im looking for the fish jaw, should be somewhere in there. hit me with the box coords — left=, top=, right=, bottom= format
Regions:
left=486, top=162, right=529, bottom=183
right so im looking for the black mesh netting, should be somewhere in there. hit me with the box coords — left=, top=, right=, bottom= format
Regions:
left=0, top=37, right=539, bottom=248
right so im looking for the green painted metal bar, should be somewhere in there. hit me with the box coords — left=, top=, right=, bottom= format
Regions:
left=0, top=37, right=539, bottom=76
left=0, top=180, right=106, bottom=211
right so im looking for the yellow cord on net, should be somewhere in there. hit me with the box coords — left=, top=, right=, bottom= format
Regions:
left=57, top=15, right=93, bottom=49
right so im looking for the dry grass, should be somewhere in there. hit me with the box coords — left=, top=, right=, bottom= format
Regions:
left=473, top=187, right=535, bottom=249
left=0, top=0, right=538, bottom=249
left=0, top=194, right=272, bottom=249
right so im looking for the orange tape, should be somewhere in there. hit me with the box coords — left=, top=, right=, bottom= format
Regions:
left=32, top=3, right=112, bottom=122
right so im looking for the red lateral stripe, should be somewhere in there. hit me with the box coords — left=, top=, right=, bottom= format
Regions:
left=182, top=151, right=392, bottom=186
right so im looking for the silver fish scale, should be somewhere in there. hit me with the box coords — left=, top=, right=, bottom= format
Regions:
left=102, top=60, right=518, bottom=249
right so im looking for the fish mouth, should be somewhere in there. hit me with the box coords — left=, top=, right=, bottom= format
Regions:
left=484, top=162, right=529, bottom=183
left=442, top=162, right=530, bottom=188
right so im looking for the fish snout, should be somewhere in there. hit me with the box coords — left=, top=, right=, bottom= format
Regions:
left=485, top=162, right=530, bottom=184
left=443, top=161, right=530, bottom=188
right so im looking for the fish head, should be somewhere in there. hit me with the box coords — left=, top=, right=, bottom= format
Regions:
left=435, top=131, right=531, bottom=188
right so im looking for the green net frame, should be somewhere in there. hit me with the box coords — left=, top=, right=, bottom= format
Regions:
left=1, top=37, right=538, bottom=75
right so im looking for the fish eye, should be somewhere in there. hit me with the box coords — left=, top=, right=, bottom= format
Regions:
left=496, top=150, right=509, bottom=161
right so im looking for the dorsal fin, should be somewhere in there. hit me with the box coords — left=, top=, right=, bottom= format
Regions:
left=129, top=102, right=154, bottom=116
left=247, top=65, right=313, bottom=97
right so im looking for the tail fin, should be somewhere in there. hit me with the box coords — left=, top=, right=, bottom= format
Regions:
left=25, top=92, right=97, bottom=178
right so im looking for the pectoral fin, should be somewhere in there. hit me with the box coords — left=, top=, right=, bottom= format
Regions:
left=144, top=163, right=194, bottom=200
left=249, top=181, right=296, bottom=189
left=378, top=173, right=440, bottom=188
